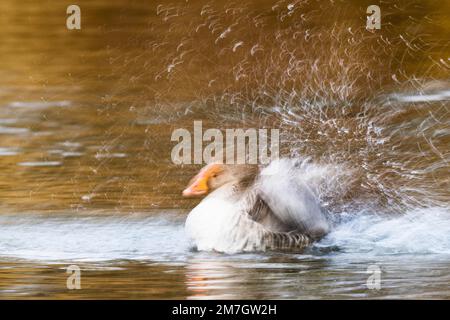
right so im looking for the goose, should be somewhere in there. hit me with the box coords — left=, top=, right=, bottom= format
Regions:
left=182, top=159, right=330, bottom=253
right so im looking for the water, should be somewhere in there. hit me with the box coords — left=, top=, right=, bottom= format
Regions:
left=0, top=209, right=449, bottom=299
left=0, top=0, right=449, bottom=299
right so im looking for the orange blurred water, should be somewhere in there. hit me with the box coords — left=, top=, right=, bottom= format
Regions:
left=0, top=0, right=448, bottom=299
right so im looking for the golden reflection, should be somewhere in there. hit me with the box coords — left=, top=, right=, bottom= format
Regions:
left=0, top=0, right=448, bottom=299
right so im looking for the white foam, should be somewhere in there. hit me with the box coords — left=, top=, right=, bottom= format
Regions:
left=318, top=207, right=450, bottom=256
left=0, top=207, right=448, bottom=264
left=0, top=213, right=189, bottom=262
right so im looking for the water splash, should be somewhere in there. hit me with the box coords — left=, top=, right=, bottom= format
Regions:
left=0, top=208, right=448, bottom=263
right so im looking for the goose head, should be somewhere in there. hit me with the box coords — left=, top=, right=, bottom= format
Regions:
left=182, top=163, right=258, bottom=197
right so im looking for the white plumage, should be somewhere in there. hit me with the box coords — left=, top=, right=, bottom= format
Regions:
left=184, top=159, right=330, bottom=253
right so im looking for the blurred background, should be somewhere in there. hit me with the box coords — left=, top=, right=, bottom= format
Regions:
left=0, top=0, right=448, bottom=299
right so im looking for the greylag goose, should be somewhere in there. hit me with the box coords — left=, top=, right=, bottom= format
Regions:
left=182, top=159, right=330, bottom=253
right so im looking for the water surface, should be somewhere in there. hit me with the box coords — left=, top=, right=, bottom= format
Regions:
left=0, top=0, right=448, bottom=299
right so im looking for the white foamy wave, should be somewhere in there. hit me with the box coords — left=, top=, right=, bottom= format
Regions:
left=0, top=208, right=449, bottom=264
left=318, top=207, right=450, bottom=256
left=0, top=213, right=189, bottom=263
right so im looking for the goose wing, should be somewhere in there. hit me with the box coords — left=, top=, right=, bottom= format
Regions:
left=254, top=160, right=330, bottom=239
left=244, top=191, right=292, bottom=232
left=240, top=191, right=313, bottom=251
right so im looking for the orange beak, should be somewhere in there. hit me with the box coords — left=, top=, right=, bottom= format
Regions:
left=182, top=173, right=209, bottom=197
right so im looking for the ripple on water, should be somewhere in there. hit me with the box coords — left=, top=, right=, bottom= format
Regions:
left=17, top=161, right=62, bottom=167
left=0, top=126, right=29, bottom=134
left=62, top=152, right=84, bottom=158
left=95, top=153, right=127, bottom=159
left=317, top=207, right=450, bottom=257
left=8, top=101, right=71, bottom=108
left=0, top=209, right=448, bottom=299
left=58, top=141, right=82, bottom=148
left=0, top=119, right=18, bottom=124
left=47, top=150, right=84, bottom=158
left=0, top=147, right=21, bottom=156
left=0, top=208, right=448, bottom=264
left=394, top=90, right=450, bottom=102
left=0, top=213, right=189, bottom=262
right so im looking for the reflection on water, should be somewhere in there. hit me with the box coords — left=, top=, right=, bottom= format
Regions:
left=0, top=0, right=449, bottom=299
left=0, top=211, right=449, bottom=299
